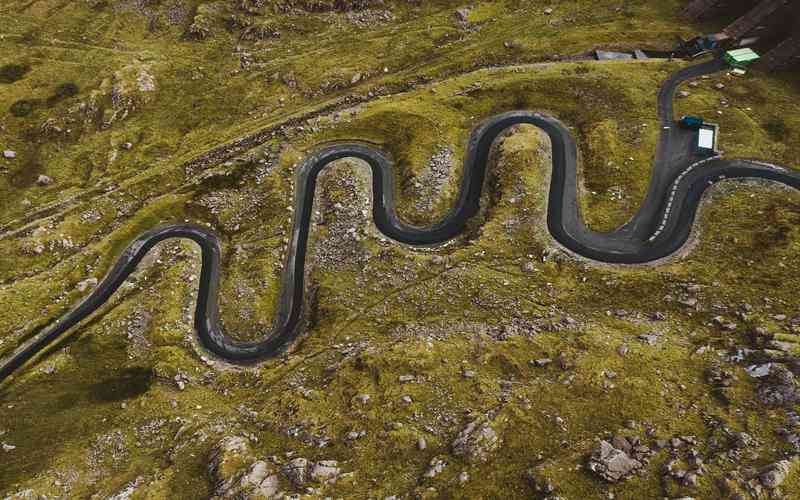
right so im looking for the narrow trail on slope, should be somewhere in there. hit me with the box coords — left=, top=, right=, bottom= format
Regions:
left=2, top=58, right=799, bottom=383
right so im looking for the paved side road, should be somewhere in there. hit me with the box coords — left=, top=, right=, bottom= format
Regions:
left=1, top=59, right=799, bottom=382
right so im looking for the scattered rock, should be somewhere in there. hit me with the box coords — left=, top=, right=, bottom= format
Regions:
left=174, top=373, right=190, bottom=391
left=759, top=460, right=792, bottom=489
left=279, top=457, right=341, bottom=487
left=36, top=174, right=53, bottom=186
left=756, top=364, right=800, bottom=407
left=2, top=150, right=16, bottom=159
left=424, top=457, right=447, bottom=478
left=768, top=340, right=795, bottom=352
left=413, top=146, right=454, bottom=213
left=454, top=7, right=470, bottom=24
left=706, top=366, right=733, bottom=387
left=345, top=430, right=366, bottom=441
left=527, top=467, right=556, bottom=494
left=208, top=436, right=252, bottom=484
left=92, top=62, right=158, bottom=128
left=235, top=461, right=281, bottom=499
left=241, top=22, right=280, bottom=41
left=452, top=417, right=501, bottom=463
left=637, top=332, right=661, bottom=345
left=678, top=91, right=690, bottom=98
left=713, top=316, right=737, bottom=331
left=108, top=476, right=146, bottom=500
left=746, top=363, right=772, bottom=378
left=729, top=431, right=754, bottom=451
left=281, top=457, right=310, bottom=486
left=587, top=440, right=643, bottom=483
left=77, top=277, right=98, bottom=293
left=309, top=460, right=340, bottom=483
left=207, top=436, right=281, bottom=499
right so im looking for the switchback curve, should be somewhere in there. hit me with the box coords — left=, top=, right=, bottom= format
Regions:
left=2, top=60, right=799, bottom=383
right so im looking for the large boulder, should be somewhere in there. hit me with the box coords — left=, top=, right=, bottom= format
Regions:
left=310, top=460, right=340, bottom=483
left=208, top=436, right=253, bottom=486
left=207, top=436, right=282, bottom=499
left=451, top=417, right=502, bottom=463
left=281, top=457, right=310, bottom=487
left=587, top=440, right=643, bottom=483
left=760, top=460, right=793, bottom=489
left=281, top=457, right=341, bottom=487
left=236, top=461, right=281, bottom=498
left=77, top=62, right=158, bottom=129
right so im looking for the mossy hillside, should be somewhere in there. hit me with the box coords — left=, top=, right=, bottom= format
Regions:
left=301, top=133, right=800, bottom=497
left=530, top=187, right=800, bottom=500
left=300, top=61, right=678, bottom=230
left=4, top=96, right=800, bottom=497
left=1, top=2, right=800, bottom=498
left=1, top=60, right=690, bottom=345
left=0, top=239, right=211, bottom=498
left=7, top=3, right=792, bottom=245
left=2, top=0, right=694, bottom=226
left=0, top=193, right=193, bottom=351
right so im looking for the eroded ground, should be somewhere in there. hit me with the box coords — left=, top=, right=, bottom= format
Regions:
left=1, top=1, right=800, bottom=499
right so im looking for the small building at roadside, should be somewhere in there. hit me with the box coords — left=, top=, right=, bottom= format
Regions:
left=696, top=123, right=720, bottom=156
left=724, top=48, right=760, bottom=67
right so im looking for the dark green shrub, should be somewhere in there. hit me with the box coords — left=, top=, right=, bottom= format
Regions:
left=0, top=64, right=31, bottom=83
left=48, top=82, right=79, bottom=105
left=10, top=99, right=35, bottom=117
left=764, top=117, right=787, bottom=141
left=54, top=82, right=79, bottom=98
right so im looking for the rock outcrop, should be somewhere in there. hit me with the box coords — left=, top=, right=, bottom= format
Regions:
left=587, top=440, right=643, bottom=483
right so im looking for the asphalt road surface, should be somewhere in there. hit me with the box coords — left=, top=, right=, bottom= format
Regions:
left=2, top=58, right=799, bottom=383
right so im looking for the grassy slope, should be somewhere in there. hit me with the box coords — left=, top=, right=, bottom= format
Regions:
left=0, top=0, right=692, bottom=224
left=1, top=0, right=799, bottom=498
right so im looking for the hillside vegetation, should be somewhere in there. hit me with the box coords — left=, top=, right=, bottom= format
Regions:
left=1, top=1, right=800, bottom=498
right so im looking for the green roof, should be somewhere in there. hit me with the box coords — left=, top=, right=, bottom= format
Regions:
left=725, top=48, right=760, bottom=63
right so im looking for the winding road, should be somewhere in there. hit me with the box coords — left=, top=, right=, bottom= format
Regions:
left=1, top=58, right=799, bottom=382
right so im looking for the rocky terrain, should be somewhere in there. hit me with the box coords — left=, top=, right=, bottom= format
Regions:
left=1, top=0, right=800, bottom=498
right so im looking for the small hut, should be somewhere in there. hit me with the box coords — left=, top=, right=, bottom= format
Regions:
left=723, top=48, right=761, bottom=68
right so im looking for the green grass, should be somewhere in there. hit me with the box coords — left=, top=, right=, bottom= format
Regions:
left=1, top=0, right=800, bottom=498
